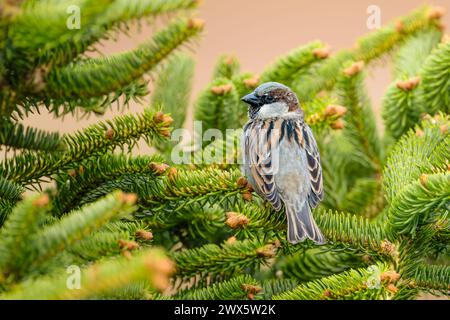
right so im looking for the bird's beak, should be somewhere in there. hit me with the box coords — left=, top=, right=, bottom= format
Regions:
left=241, top=92, right=260, bottom=107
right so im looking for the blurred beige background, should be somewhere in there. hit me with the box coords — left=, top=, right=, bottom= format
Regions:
left=23, top=0, right=449, bottom=149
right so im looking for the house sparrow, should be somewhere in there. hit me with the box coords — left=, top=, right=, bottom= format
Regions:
left=241, top=82, right=325, bottom=244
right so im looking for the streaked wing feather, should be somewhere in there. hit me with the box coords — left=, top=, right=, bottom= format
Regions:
left=245, top=120, right=283, bottom=210
left=302, top=124, right=324, bottom=208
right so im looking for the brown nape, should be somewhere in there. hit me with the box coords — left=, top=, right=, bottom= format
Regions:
left=286, top=91, right=300, bottom=111
left=272, top=88, right=299, bottom=111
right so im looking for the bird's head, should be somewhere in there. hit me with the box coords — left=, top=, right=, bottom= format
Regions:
left=241, top=82, right=301, bottom=120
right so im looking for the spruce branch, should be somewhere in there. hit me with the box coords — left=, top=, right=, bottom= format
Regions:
left=106, top=0, right=199, bottom=24
left=296, top=50, right=353, bottom=100
left=382, top=77, right=423, bottom=139
left=7, top=0, right=113, bottom=74
left=17, top=78, right=150, bottom=118
left=194, top=77, right=241, bottom=136
left=8, top=0, right=199, bottom=70
left=280, top=248, right=364, bottom=282
left=0, top=200, right=14, bottom=226
left=383, top=30, right=443, bottom=139
left=319, top=134, right=374, bottom=210
left=1, top=248, right=173, bottom=299
left=0, top=177, right=23, bottom=224
left=143, top=203, right=225, bottom=241
left=43, top=18, right=203, bottom=100
left=0, top=191, right=137, bottom=281
left=392, top=29, right=442, bottom=78
left=315, top=209, right=393, bottom=254
left=355, top=6, right=439, bottom=62
left=76, top=172, right=162, bottom=209
left=80, top=167, right=246, bottom=222
left=172, top=238, right=281, bottom=282
left=27, top=192, right=138, bottom=274
left=394, top=231, right=435, bottom=280
left=260, top=41, right=328, bottom=86
left=68, top=220, right=152, bottom=262
left=0, top=108, right=172, bottom=185
left=5, top=1, right=201, bottom=117
left=232, top=72, right=260, bottom=94
left=93, top=282, right=153, bottom=300
left=0, top=89, right=17, bottom=119
left=230, top=72, right=260, bottom=122
left=339, top=177, right=384, bottom=218
left=52, top=154, right=164, bottom=215
left=388, top=172, right=449, bottom=235
left=151, top=53, right=195, bottom=153
left=296, top=5, right=441, bottom=100
left=412, top=263, right=450, bottom=294
left=226, top=201, right=286, bottom=237
left=0, top=120, right=64, bottom=152
left=192, top=129, right=241, bottom=167
left=430, top=210, right=450, bottom=243
left=143, top=168, right=248, bottom=212
left=383, top=115, right=449, bottom=202
left=0, top=193, right=50, bottom=278
left=213, top=54, right=241, bottom=80
left=420, top=41, right=450, bottom=114
left=336, top=62, right=382, bottom=171
left=304, top=101, right=348, bottom=134
left=273, top=264, right=395, bottom=300
left=0, top=177, right=23, bottom=204
left=259, top=279, right=299, bottom=299
left=173, top=275, right=262, bottom=300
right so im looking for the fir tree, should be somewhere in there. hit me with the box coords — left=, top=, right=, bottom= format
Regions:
left=0, top=2, right=448, bottom=300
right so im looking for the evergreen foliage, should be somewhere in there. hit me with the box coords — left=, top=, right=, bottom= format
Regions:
left=0, top=2, right=448, bottom=300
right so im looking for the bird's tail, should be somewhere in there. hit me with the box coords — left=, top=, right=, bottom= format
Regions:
left=286, top=202, right=325, bottom=245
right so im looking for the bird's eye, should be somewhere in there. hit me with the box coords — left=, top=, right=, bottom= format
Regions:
left=264, top=95, right=274, bottom=104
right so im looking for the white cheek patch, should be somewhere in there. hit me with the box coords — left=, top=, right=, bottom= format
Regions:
left=257, top=102, right=289, bottom=119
